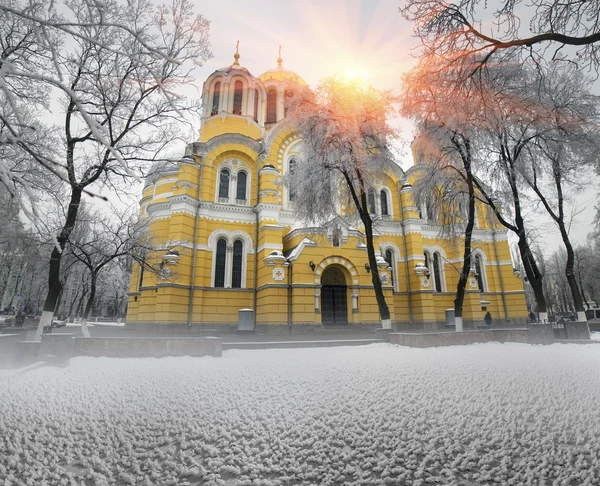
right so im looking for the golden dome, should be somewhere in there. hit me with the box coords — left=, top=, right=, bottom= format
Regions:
left=258, top=47, right=307, bottom=86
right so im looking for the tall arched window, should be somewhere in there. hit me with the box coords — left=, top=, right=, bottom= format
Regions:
left=233, top=81, right=243, bottom=115
left=288, top=158, right=297, bottom=201
left=424, top=252, right=430, bottom=275
left=384, top=249, right=394, bottom=288
left=368, top=188, right=376, bottom=214
left=433, top=252, right=442, bottom=292
left=253, top=89, right=259, bottom=122
left=232, top=240, right=243, bottom=288
left=218, top=169, right=230, bottom=199
left=380, top=190, right=389, bottom=216
left=214, top=238, right=227, bottom=288
left=266, top=89, right=277, bottom=123
left=474, top=254, right=485, bottom=291
left=211, top=82, right=220, bottom=116
left=236, top=171, right=247, bottom=201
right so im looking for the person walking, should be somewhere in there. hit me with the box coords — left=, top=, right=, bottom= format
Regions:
left=484, top=311, right=492, bottom=327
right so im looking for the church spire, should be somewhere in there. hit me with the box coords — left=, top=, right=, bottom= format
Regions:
left=233, top=40, right=240, bottom=66
left=277, top=45, right=283, bottom=68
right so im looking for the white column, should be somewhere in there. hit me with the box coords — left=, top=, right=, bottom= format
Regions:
left=351, top=292, right=359, bottom=313
left=314, top=290, right=321, bottom=313
left=225, top=245, right=234, bottom=288
left=230, top=174, right=237, bottom=204
left=221, top=81, right=230, bottom=113
left=248, top=83, right=255, bottom=120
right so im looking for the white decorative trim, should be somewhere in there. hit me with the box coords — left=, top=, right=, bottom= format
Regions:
left=471, top=249, right=488, bottom=292
left=207, top=229, right=253, bottom=252
left=379, top=242, right=401, bottom=291
left=208, top=231, right=251, bottom=289
left=286, top=238, right=317, bottom=262
left=257, top=243, right=284, bottom=253
left=423, top=246, right=447, bottom=292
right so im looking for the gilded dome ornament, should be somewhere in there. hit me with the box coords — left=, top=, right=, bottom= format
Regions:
left=233, top=40, right=240, bottom=66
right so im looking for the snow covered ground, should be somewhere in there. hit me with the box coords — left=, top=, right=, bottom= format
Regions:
left=1, top=343, right=599, bottom=485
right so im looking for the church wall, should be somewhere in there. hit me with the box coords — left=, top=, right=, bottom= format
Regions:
left=200, top=116, right=262, bottom=142
left=125, top=59, right=529, bottom=332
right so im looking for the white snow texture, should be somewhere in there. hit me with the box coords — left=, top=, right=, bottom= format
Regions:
left=1, top=343, right=599, bottom=485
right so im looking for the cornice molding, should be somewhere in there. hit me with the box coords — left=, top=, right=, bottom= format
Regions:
left=189, top=134, right=262, bottom=160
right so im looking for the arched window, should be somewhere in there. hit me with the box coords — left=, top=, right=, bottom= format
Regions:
left=380, top=190, right=389, bottom=216
left=433, top=252, right=443, bottom=292
left=232, top=240, right=243, bottom=288
left=233, top=81, right=243, bottom=115
left=384, top=249, right=394, bottom=288
left=211, top=82, right=220, bottom=116
left=236, top=171, right=247, bottom=201
left=218, top=169, right=230, bottom=199
left=214, top=238, right=227, bottom=288
left=266, top=89, right=277, bottom=123
left=474, top=254, right=485, bottom=291
left=253, top=89, right=259, bottom=122
left=424, top=252, right=430, bottom=274
left=288, top=158, right=297, bottom=201
left=368, top=188, right=376, bottom=214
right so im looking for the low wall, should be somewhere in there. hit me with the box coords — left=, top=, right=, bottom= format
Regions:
left=0, top=334, right=31, bottom=367
left=388, top=329, right=531, bottom=348
left=564, top=321, right=591, bottom=340
left=73, top=337, right=222, bottom=358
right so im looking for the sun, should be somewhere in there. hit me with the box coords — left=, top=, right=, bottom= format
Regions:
left=343, top=66, right=364, bottom=81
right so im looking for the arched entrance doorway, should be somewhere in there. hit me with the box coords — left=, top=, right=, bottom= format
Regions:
left=321, top=266, right=348, bottom=326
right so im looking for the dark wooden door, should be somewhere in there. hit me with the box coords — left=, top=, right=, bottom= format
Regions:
left=321, top=285, right=348, bottom=325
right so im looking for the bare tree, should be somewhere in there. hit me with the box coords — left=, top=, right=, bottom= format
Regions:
left=410, top=127, right=478, bottom=331
left=400, top=0, right=600, bottom=75
left=517, top=64, right=600, bottom=321
left=3, top=0, right=214, bottom=338
left=67, top=208, right=156, bottom=337
left=286, top=76, right=399, bottom=329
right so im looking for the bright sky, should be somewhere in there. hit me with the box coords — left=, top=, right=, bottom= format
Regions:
left=108, top=0, right=595, bottom=255
left=194, top=0, right=415, bottom=91
left=184, top=0, right=418, bottom=164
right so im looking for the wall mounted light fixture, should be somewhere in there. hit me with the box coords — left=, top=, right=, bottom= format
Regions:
left=365, top=264, right=371, bottom=273
left=309, top=261, right=316, bottom=271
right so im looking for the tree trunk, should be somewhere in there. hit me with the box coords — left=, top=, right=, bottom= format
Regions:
left=557, top=225, right=586, bottom=321
left=453, top=140, right=476, bottom=332
left=361, top=204, right=391, bottom=328
left=578, top=273, right=589, bottom=309
left=81, top=272, right=97, bottom=338
left=454, top=202, right=475, bottom=331
left=517, top=233, right=547, bottom=319
left=36, top=187, right=83, bottom=339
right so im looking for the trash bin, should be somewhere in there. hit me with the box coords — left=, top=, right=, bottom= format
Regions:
left=238, top=309, right=255, bottom=332
left=445, top=308, right=455, bottom=327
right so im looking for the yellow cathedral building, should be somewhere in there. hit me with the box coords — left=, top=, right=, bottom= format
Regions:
left=125, top=50, right=528, bottom=332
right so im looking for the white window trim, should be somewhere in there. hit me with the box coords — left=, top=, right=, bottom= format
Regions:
left=380, top=243, right=401, bottom=292
left=424, top=246, right=447, bottom=292
left=214, top=160, right=251, bottom=206
left=367, top=186, right=394, bottom=219
left=472, top=250, right=488, bottom=292
left=207, top=77, right=224, bottom=117
left=228, top=76, right=248, bottom=116
left=283, top=142, right=302, bottom=207
left=208, top=230, right=253, bottom=288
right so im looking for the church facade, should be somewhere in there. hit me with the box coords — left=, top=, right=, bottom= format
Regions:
left=125, top=52, right=528, bottom=332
